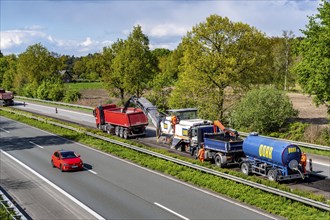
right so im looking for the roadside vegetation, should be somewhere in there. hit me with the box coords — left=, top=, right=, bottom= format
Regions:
left=2, top=2, right=329, bottom=145
left=1, top=109, right=329, bottom=220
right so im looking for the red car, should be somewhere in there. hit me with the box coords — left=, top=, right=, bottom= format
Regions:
left=51, top=150, right=84, bottom=172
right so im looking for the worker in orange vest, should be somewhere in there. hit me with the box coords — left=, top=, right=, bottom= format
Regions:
left=300, top=152, right=307, bottom=173
left=171, top=115, right=178, bottom=133
left=197, top=144, right=205, bottom=162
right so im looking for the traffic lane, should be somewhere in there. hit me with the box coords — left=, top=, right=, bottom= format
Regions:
left=13, top=101, right=96, bottom=127
left=1, top=117, right=275, bottom=220
left=75, top=144, right=274, bottom=220
left=0, top=153, right=97, bottom=220
left=307, top=154, right=330, bottom=178
left=1, top=118, right=179, bottom=219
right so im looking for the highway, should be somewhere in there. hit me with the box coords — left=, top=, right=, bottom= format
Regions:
left=12, top=101, right=330, bottom=179
left=0, top=116, right=275, bottom=219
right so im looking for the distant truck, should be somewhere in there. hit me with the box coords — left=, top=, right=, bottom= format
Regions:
left=0, top=89, right=14, bottom=106
left=93, top=104, right=149, bottom=139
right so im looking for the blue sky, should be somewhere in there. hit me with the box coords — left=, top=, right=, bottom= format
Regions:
left=1, top=0, right=321, bottom=57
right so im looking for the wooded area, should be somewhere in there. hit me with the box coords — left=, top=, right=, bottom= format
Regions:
left=0, top=1, right=329, bottom=133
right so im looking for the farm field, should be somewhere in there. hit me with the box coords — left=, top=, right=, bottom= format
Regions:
left=71, top=84, right=329, bottom=126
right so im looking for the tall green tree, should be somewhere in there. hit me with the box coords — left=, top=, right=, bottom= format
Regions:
left=270, top=31, right=296, bottom=90
left=15, top=43, right=59, bottom=96
left=101, top=39, right=126, bottom=103
left=294, top=0, right=330, bottom=113
left=121, top=25, right=156, bottom=98
left=169, top=15, right=272, bottom=120
left=0, top=54, right=17, bottom=90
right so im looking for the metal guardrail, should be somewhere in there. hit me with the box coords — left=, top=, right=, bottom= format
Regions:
left=240, top=132, right=330, bottom=151
left=1, top=108, right=329, bottom=212
left=13, top=96, right=330, bottom=151
left=0, top=189, right=27, bottom=220
left=15, top=96, right=94, bottom=110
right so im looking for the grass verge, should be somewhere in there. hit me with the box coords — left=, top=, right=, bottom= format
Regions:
left=0, top=109, right=329, bottom=220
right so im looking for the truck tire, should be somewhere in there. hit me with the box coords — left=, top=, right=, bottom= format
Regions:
left=241, top=162, right=251, bottom=175
left=123, top=129, right=128, bottom=139
left=215, top=154, right=226, bottom=168
left=107, top=125, right=111, bottom=134
left=192, top=148, right=198, bottom=159
left=119, top=127, right=124, bottom=138
left=115, top=126, right=120, bottom=136
left=267, top=168, right=278, bottom=182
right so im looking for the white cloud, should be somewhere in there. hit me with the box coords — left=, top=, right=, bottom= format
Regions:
left=148, top=24, right=189, bottom=37
left=80, top=37, right=93, bottom=47
left=0, top=29, right=46, bottom=50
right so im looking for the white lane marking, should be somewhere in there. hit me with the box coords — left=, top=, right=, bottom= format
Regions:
left=312, top=161, right=330, bottom=167
left=29, top=141, right=44, bottom=149
left=0, top=128, right=10, bottom=133
left=0, top=116, right=279, bottom=219
left=154, top=202, right=190, bottom=220
left=78, top=143, right=278, bottom=220
left=1, top=150, right=105, bottom=220
left=87, top=169, right=97, bottom=175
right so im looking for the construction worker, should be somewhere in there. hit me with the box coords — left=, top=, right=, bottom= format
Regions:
left=171, top=114, right=177, bottom=133
left=197, top=144, right=205, bottom=162
left=300, top=152, right=307, bottom=173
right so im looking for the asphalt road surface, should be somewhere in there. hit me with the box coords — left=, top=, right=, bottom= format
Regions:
left=0, top=116, right=276, bottom=219
left=12, top=101, right=330, bottom=179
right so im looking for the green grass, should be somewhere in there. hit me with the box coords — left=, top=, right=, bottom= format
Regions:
left=1, top=108, right=329, bottom=220
left=64, top=82, right=104, bottom=90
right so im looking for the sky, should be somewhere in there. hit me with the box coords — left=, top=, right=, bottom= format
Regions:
left=0, top=0, right=322, bottom=57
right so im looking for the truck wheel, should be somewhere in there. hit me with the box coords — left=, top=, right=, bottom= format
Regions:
left=192, top=148, right=198, bottom=159
left=215, top=154, right=225, bottom=168
left=267, top=168, right=278, bottom=182
left=106, top=125, right=111, bottom=134
left=119, top=127, right=124, bottom=138
left=241, top=162, right=251, bottom=175
left=115, top=126, right=120, bottom=136
left=123, top=129, right=128, bottom=139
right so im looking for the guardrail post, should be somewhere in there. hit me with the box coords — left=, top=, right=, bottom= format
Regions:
left=309, top=158, right=313, bottom=172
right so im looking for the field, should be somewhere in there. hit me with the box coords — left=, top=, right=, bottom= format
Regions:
left=70, top=83, right=329, bottom=126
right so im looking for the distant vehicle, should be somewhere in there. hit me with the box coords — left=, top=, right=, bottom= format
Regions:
left=0, top=88, right=14, bottom=106
left=51, top=150, right=84, bottom=172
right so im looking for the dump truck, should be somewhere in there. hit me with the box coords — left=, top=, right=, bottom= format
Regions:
left=93, top=104, right=149, bottom=139
left=0, top=89, right=14, bottom=106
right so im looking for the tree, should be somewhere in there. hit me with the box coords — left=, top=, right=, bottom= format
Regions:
left=230, top=86, right=297, bottom=133
left=0, top=54, right=17, bottom=90
left=294, top=0, right=330, bottom=113
left=121, top=25, right=156, bottom=97
left=270, top=31, right=296, bottom=90
left=15, top=43, right=60, bottom=96
left=169, top=15, right=272, bottom=120
left=101, top=39, right=126, bottom=103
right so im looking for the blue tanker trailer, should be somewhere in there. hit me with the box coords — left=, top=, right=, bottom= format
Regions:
left=240, top=133, right=306, bottom=181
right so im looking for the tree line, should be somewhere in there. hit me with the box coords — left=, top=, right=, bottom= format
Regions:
left=1, top=1, right=329, bottom=133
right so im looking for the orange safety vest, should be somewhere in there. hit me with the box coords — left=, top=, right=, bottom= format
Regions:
left=198, top=148, right=205, bottom=162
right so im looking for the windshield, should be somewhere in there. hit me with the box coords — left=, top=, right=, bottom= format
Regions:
left=60, top=151, right=77, bottom=159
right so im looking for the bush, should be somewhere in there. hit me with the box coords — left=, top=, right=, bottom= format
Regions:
left=230, top=86, right=298, bottom=133
left=36, top=80, right=64, bottom=101
left=63, top=89, right=81, bottom=102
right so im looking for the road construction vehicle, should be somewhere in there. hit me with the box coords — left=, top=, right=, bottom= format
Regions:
left=93, top=103, right=148, bottom=139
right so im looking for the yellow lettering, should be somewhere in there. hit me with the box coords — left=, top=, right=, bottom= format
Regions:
left=259, top=144, right=263, bottom=157
left=269, top=147, right=273, bottom=159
